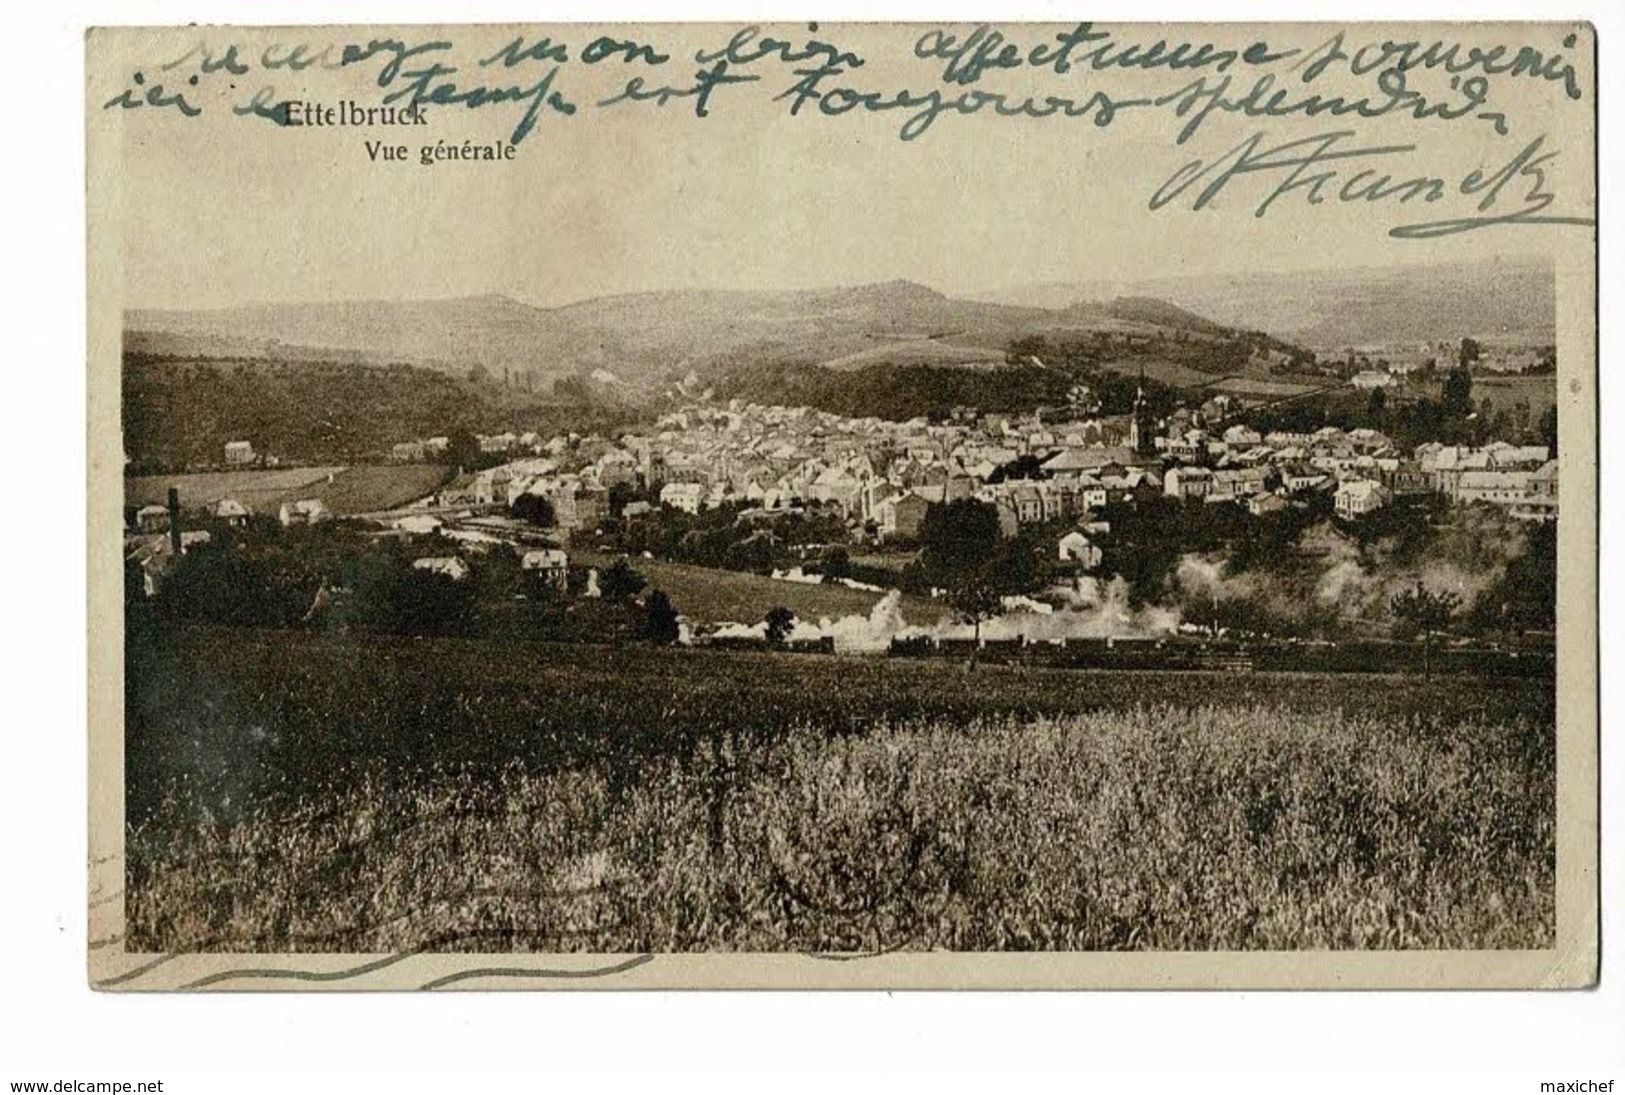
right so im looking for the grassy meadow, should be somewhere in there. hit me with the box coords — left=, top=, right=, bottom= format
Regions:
left=126, top=464, right=452, bottom=517
left=570, top=549, right=942, bottom=625
left=125, top=625, right=1555, bottom=953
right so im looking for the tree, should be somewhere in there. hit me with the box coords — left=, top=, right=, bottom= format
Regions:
left=916, top=498, right=1002, bottom=589
left=445, top=429, right=483, bottom=472
left=947, top=572, right=1004, bottom=667
left=1390, top=580, right=1460, bottom=678
left=1457, top=337, right=1482, bottom=367
left=510, top=492, right=556, bottom=527
left=1441, top=366, right=1474, bottom=420
left=156, top=542, right=305, bottom=628
left=599, top=558, right=647, bottom=601
left=342, top=551, right=475, bottom=638
left=642, top=589, right=681, bottom=644
left=1366, top=386, right=1387, bottom=422
left=1539, top=404, right=1559, bottom=456
left=987, top=453, right=1048, bottom=483
left=763, top=606, right=796, bottom=647
left=821, top=546, right=852, bottom=582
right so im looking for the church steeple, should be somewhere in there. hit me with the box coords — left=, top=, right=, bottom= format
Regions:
left=1129, top=366, right=1153, bottom=457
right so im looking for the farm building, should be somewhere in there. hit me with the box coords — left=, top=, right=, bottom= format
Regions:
left=224, top=440, right=256, bottom=465
left=214, top=498, right=251, bottom=525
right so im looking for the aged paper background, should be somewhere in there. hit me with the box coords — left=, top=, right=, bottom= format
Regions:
left=86, top=21, right=1597, bottom=989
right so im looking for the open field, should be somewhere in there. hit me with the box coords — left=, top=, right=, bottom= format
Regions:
left=127, top=464, right=452, bottom=516
left=1203, top=375, right=1328, bottom=402
left=1474, top=374, right=1559, bottom=421
left=126, top=625, right=1554, bottom=952
left=1096, top=357, right=1221, bottom=389
left=819, top=339, right=1009, bottom=371
left=125, top=466, right=344, bottom=510
left=571, top=549, right=944, bottom=625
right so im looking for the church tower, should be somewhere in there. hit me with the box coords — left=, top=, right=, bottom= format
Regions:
left=1129, top=367, right=1155, bottom=458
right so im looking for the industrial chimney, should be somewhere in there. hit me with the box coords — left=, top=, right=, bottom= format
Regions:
left=166, top=487, right=183, bottom=557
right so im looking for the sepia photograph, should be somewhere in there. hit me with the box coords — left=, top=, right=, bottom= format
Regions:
left=84, top=21, right=1598, bottom=990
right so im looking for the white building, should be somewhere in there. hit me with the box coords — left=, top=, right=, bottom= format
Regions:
left=1334, top=479, right=1390, bottom=519
left=660, top=482, right=705, bottom=514
left=278, top=498, right=331, bottom=526
left=521, top=548, right=570, bottom=589
left=412, top=556, right=470, bottom=581
left=1058, top=530, right=1102, bottom=569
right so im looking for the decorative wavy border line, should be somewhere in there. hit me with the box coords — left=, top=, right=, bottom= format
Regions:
left=181, top=951, right=420, bottom=990
left=418, top=954, right=656, bottom=990
left=95, top=952, right=661, bottom=990
left=96, top=955, right=179, bottom=988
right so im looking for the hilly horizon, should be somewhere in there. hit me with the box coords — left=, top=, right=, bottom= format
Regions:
left=124, top=279, right=1260, bottom=387
left=971, top=255, right=1557, bottom=349
left=126, top=257, right=1555, bottom=389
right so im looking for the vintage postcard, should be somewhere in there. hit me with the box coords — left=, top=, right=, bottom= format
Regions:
left=87, top=22, right=1597, bottom=989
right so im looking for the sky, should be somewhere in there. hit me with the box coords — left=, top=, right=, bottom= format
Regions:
left=92, top=22, right=1594, bottom=310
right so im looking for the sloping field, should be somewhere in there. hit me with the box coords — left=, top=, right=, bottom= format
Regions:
left=1474, top=375, right=1558, bottom=421
left=1205, top=376, right=1326, bottom=402
left=573, top=550, right=945, bottom=626
left=127, top=464, right=452, bottom=516
left=126, top=467, right=344, bottom=510
left=1095, top=358, right=1220, bottom=390
left=819, top=340, right=1009, bottom=372
left=296, top=464, right=454, bottom=514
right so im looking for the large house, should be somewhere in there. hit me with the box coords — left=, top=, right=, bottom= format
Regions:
left=1165, top=466, right=1214, bottom=500
left=1515, top=460, right=1560, bottom=523
left=660, top=482, right=704, bottom=514
left=877, top=491, right=930, bottom=541
left=521, top=548, right=570, bottom=590
left=1334, top=479, right=1390, bottom=519
left=224, top=440, right=256, bottom=465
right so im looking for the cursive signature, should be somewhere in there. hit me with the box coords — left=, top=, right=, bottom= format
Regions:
left=1150, top=128, right=1593, bottom=238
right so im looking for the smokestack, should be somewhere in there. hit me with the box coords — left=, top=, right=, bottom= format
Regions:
left=167, top=487, right=183, bottom=557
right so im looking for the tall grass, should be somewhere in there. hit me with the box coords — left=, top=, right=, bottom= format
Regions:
left=128, top=703, right=1553, bottom=953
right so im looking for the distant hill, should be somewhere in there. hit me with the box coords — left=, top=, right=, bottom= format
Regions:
left=972, top=256, right=1556, bottom=349
left=126, top=279, right=1258, bottom=388
left=121, top=354, right=640, bottom=473
left=1064, top=297, right=1231, bottom=338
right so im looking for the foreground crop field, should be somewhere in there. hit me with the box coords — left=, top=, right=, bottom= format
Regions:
left=125, top=625, right=1555, bottom=952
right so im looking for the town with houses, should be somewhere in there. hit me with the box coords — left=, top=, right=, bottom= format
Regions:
left=387, top=388, right=1559, bottom=549
left=127, top=375, right=1559, bottom=638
